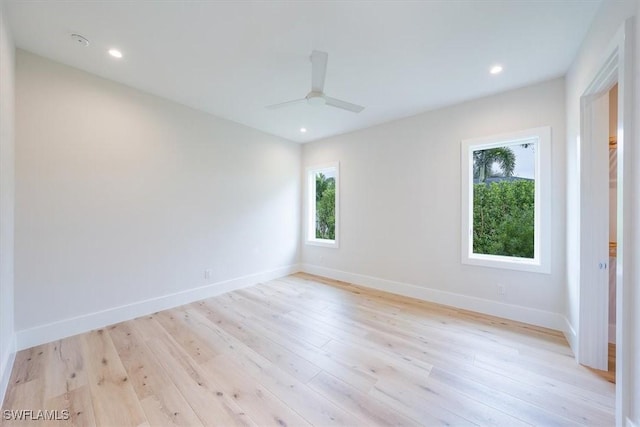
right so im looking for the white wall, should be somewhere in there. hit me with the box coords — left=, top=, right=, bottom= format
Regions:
left=565, top=0, right=639, bottom=423
left=0, top=0, right=15, bottom=406
left=302, top=78, right=566, bottom=329
left=14, top=51, right=301, bottom=347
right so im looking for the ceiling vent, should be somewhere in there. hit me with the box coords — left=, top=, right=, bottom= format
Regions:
left=70, top=33, right=90, bottom=47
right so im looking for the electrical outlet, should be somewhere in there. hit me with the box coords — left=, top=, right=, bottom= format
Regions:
left=497, top=284, right=506, bottom=297
left=204, top=269, right=213, bottom=280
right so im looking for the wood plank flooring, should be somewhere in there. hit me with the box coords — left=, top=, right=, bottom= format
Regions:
left=1, top=273, right=615, bottom=426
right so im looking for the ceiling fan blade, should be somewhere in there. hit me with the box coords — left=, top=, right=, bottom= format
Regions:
left=266, top=98, right=306, bottom=110
left=324, top=96, right=365, bottom=113
left=310, top=50, right=328, bottom=92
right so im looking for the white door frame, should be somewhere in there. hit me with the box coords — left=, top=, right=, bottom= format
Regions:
left=578, top=19, right=634, bottom=425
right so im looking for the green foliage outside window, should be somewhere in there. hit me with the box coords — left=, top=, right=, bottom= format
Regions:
left=315, top=173, right=335, bottom=240
left=473, top=147, right=516, bottom=182
left=473, top=180, right=535, bottom=258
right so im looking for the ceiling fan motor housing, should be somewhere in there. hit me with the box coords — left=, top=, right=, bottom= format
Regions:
left=306, top=91, right=326, bottom=106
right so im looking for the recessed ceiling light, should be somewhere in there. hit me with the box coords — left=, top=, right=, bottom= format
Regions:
left=108, top=48, right=123, bottom=59
left=300, top=128, right=307, bottom=133
left=490, top=65, right=503, bottom=75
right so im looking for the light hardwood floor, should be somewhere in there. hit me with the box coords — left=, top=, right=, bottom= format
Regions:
left=1, top=273, right=615, bottom=426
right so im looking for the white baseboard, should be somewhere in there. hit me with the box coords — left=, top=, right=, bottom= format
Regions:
left=16, top=264, right=301, bottom=351
left=301, top=264, right=565, bottom=331
left=0, top=334, right=16, bottom=407
left=563, top=317, right=577, bottom=355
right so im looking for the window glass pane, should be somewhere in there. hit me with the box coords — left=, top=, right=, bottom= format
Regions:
left=314, top=168, right=336, bottom=240
left=472, top=140, right=536, bottom=259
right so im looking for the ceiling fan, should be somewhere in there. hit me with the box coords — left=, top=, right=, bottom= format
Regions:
left=266, top=50, right=365, bottom=113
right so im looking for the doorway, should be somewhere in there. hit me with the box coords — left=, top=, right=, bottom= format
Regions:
left=577, top=20, right=633, bottom=424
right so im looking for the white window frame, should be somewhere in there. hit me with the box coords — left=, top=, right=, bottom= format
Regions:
left=306, top=162, right=340, bottom=248
left=461, top=126, right=551, bottom=273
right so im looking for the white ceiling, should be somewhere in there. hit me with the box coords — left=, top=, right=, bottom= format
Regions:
left=6, top=0, right=600, bottom=143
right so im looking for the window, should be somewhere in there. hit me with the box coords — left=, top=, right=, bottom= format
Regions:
left=461, top=127, right=550, bottom=273
left=306, top=162, right=339, bottom=247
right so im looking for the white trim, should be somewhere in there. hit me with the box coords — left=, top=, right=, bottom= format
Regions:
left=578, top=43, right=618, bottom=372
left=0, top=335, right=16, bottom=407
left=626, top=418, right=638, bottom=427
left=615, top=19, right=634, bottom=427
left=306, top=238, right=338, bottom=248
left=15, top=264, right=301, bottom=351
left=301, top=264, right=565, bottom=331
left=305, top=162, right=340, bottom=248
left=460, top=127, right=551, bottom=274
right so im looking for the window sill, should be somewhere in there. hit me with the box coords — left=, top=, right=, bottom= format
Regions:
left=463, top=253, right=549, bottom=274
left=306, top=239, right=339, bottom=248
